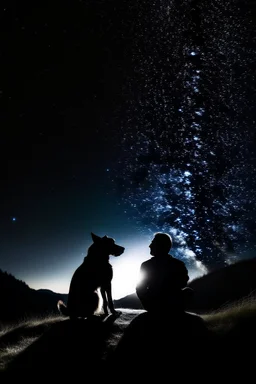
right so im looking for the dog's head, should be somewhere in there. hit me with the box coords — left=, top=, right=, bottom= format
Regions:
left=91, top=232, right=125, bottom=257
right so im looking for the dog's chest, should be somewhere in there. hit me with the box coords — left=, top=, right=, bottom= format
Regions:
left=83, top=261, right=113, bottom=284
left=96, top=262, right=113, bottom=283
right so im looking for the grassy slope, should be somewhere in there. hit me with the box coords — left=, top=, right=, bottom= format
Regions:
left=1, top=297, right=255, bottom=379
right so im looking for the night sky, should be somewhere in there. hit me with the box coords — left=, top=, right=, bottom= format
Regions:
left=1, top=1, right=256, bottom=299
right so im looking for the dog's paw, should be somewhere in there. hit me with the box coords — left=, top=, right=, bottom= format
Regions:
left=112, top=310, right=122, bottom=318
left=100, top=313, right=109, bottom=320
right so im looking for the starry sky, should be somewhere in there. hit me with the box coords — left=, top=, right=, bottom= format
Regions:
left=1, top=1, right=256, bottom=299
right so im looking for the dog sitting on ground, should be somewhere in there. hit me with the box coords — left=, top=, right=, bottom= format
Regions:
left=57, top=232, right=125, bottom=319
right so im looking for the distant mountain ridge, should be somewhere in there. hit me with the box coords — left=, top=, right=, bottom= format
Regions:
left=1, top=257, right=256, bottom=323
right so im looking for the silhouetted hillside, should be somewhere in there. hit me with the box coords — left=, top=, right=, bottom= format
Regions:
left=1, top=302, right=256, bottom=381
left=2, top=257, right=256, bottom=323
left=114, top=293, right=143, bottom=310
left=0, top=270, right=67, bottom=323
left=187, top=257, right=256, bottom=313
left=114, top=258, right=256, bottom=313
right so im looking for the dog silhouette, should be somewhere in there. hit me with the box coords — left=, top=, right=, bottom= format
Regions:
left=58, top=233, right=125, bottom=319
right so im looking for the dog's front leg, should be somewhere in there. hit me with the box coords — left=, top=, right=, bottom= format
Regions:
left=105, top=283, right=120, bottom=316
left=100, top=288, right=109, bottom=315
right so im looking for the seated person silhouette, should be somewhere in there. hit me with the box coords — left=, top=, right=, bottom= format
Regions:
left=136, top=232, right=193, bottom=313
left=109, top=233, right=212, bottom=380
left=110, top=234, right=211, bottom=380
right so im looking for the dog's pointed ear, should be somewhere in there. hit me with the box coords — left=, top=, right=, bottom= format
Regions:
left=91, top=232, right=101, bottom=243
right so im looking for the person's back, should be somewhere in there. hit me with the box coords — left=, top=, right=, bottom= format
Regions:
left=136, top=232, right=190, bottom=312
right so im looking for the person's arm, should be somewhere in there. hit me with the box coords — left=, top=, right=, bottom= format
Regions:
left=136, top=263, right=149, bottom=301
left=179, top=261, right=189, bottom=288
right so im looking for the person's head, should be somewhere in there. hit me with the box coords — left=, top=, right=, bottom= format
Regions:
left=149, top=232, right=172, bottom=257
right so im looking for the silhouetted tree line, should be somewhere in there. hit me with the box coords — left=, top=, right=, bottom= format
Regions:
left=187, top=257, right=256, bottom=313
left=0, top=269, right=67, bottom=323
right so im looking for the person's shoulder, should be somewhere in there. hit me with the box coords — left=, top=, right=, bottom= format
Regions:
left=169, top=255, right=187, bottom=268
left=140, top=258, right=154, bottom=267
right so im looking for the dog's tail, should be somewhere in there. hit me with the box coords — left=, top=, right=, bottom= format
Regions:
left=57, top=300, right=69, bottom=316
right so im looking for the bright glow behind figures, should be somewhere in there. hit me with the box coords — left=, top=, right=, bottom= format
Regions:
left=110, top=1, right=256, bottom=273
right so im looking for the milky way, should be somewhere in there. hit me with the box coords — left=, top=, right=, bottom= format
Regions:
left=110, top=1, right=256, bottom=273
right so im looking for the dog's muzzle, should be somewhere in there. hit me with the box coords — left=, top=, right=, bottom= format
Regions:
left=113, top=245, right=125, bottom=256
